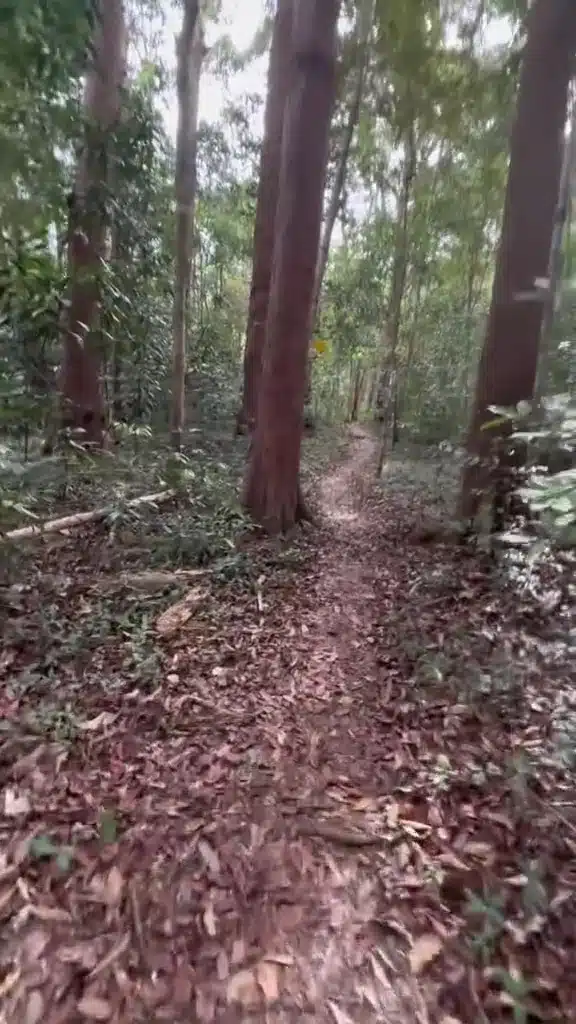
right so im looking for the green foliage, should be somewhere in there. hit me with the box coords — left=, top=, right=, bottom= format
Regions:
left=488, top=396, right=576, bottom=552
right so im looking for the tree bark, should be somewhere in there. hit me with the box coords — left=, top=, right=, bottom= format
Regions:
left=374, top=127, right=417, bottom=470
left=237, top=0, right=294, bottom=435
left=244, top=0, right=340, bottom=534
left=58, top=0, right=127, bottom=448
left=460, top=0, right=576, bottom=521
left=171, top=2, right=204, bottom=451
left=348, top=364, right=364, bottom=422
left=312, top=0, right=374, bottom=325
left=534, top=93, right=576, bottom=402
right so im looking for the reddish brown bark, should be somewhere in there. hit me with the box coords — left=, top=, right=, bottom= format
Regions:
left=244, top=0, right=340, bottom=533
left=349, top=364, right=364, bottom=422
left=237, top=0, right=294, bottom=434
left=171, top=3, right=204, bottom=451
left=59, top=0, right=126, bottom=447
left=460, top=0, right=576, bottom=520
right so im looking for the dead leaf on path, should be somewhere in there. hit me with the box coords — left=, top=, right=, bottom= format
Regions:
left=409, top=934, right=443, bottom=974
left=31, top=904, right=71, bottom=923
left=77, top=995, right=112, bottom=1020
left=231, top=938, right=246, bottom=965
left=203, top=901, right=217, bottom=937
left=155, top=587, right=206, bottom=636
left=103, top=865, right=124, bottom=906
left=0, top=967, right=20, bottom=998
left=256, top=960, right=279, bottom=1003
left=89, top=934, right=130, bottom=979
left=22, top=928, right=50, bottom=962
left=4, top=788, right=31, bottom=816
left=78, top=712, right=117, bottom=732
left=226, top=969, right=260, bottom=1007
left=264, top=953, right=294, bottom=967
left=198, top=838, right=220, bottom=876
left=328, top=1001, right=354, bottom=1024
left=25, top=990, right=44, bottom=1024
left=352, top=796, right=378, bottom=811
left=386, top=800, right=399, bottom=828
left=216, top=950, right=229, bottom=980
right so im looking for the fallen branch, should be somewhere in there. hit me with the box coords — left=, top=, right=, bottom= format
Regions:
left=296, top=820, right=383, bottom=847
left=2, top=490, right=175, bottom=542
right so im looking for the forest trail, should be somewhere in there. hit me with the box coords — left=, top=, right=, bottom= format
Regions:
left=1, top=428, right=575, bottom=1023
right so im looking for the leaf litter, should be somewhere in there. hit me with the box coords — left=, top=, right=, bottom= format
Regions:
left=0, top=427, right=575, bottom=1022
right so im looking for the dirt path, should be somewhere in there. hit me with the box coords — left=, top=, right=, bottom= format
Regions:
left=2, top=428, right=575, bottom=1023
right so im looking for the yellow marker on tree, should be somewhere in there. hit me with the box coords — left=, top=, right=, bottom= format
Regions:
left=312, top=338, right=328, bottom=355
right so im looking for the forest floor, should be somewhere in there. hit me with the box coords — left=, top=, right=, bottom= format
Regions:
left=1, top=426, right=575, bottom=1023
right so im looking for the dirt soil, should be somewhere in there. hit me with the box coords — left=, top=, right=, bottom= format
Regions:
left=1, top=427, right=575, bottom=1023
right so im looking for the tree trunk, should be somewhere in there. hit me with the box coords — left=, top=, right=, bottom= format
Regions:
left=535, top=93, right=576, bottom=402
left=237, top=0, right=294, bottom=435
left=375, top=127, right=416, bottom=468
left=460, top=0, right=576, bottom=522
left=302, top=0, right=374, bottom=414
left=58, top=0, right=126, bottom=448
left=349, top=364, right=364, bottom=422
left=312, top=0, right=374, bottom=324
left=244, top=0, right=340, bottom=533
left=171, top=2, right=204, bottom=451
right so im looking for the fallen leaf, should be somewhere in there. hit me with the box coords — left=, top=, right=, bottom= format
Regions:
left=103, top=866, right=124, bottom=906
left=353, top=796, right=378, bottom=811
left=409, top=934, right=443, bottom=974
left=155, top=587, right=206, bottom=636
left=226, top=969, right=260, bottom=1007
left=31, top=904, right=71, bottom=923
left=264, top=953, right=294, bottom=966
left=77, top=995, right=112, bottom=1020
left=231, top=938, right=246, bottom=964
left=386, top=801, right=399, bottom=827
left=328, top=1001, right=354, bottom=1024
left=22, top=928, right=49, bottom=962
left=0, top=967, right=20, bottom=998
left=198, top=839, right=220, bottom=876
left=25, top=990, right=44, bottom=1024
left=4, top=788, right=31, bottom=817
left=216, top=950, right=229, bottom=980
left=78, top=712, right=117, bottom=731
left=203, top=901, right=217, bottom=937
left=256, top=960, right=279, bottom=1003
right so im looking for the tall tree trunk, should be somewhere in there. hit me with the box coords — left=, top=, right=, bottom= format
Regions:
left=535, top=92, right=576, bottom=402
left=375, top=127, right=416, bottom=471
left=58, top=0, right=126, bottom=447
left=460, top=0, right=576, bottom=521
left=312, top=0, right=374, bottom=324
left=348, top=364, right=364, bottom=422
left=303, top=0, right=374, bottom=413
left=171, top=2, right=204, bottom=451
left=237, top=0, right=294, bottom=435
left=244, top=0, right=340, bottom=533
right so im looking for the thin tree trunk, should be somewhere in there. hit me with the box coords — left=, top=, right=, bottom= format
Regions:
left=302, top=0, right=374, bottom=413
left=460, top=0, right=576, bottom=521
left=58, top=0, right=126, bottom=448
left=171, top=2, right=204, bottom=451
left=237, top=0, right=294, bottom=434
left=312, top=0, right=374, bottom=324
left=535, top=89, right=576, bottom=402
left=349, top=364, right=364, bottom=422
left=244, top=0, right=340, bottom=533
left=375, top=127, right=416, bottom=470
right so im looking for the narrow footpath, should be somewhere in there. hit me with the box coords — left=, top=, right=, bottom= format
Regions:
left=2, top=428, right=574, bottom=1023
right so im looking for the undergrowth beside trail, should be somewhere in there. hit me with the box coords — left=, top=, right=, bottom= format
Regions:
left=0, top=428, right=574, bottom=1023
